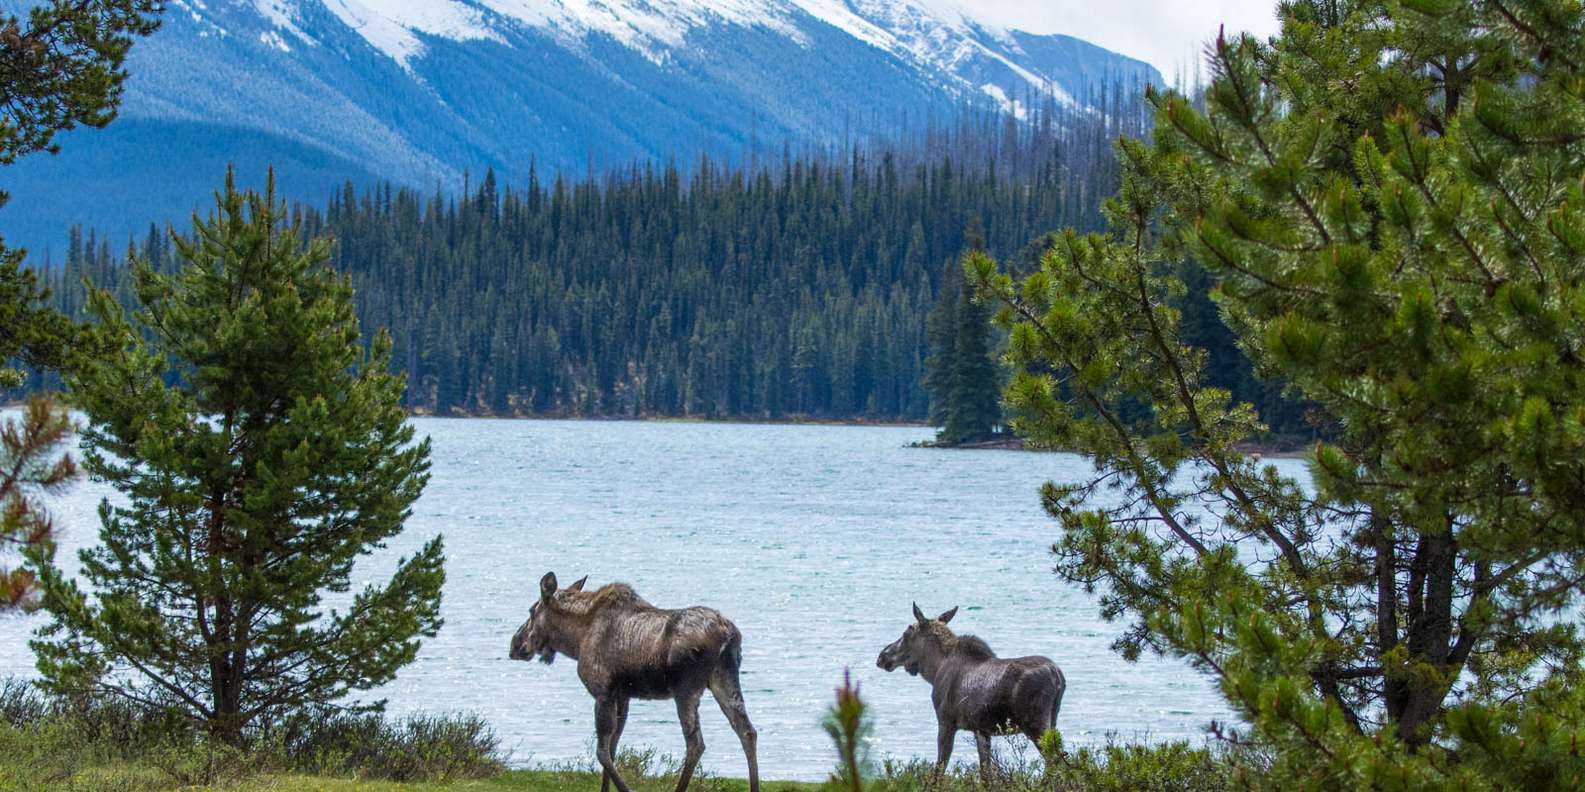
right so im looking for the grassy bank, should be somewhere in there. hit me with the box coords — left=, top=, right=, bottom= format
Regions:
left=0, top=721, right=804, bottom=792
left=1, top=722, right=1236, bottom=792
left=246, top=772, right=817, bottom=792
left=0, top=754, right=1236, bottom=792
left=0, top=677, right=807, bottom=792
left=1, top=767, right=816, bottom=792
left=0, top=677, right=1234, bottom=792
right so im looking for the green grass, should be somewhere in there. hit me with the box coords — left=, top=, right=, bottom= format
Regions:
left=0, top=678, right=1236, bottom=792
left=0, top=718, right=1236, bottom=792
left=224, top=770, right=821, bottom=792
left=0, top=748, right=818, bottom=792
left=0, top=713, right=817, bottom=792
left=0, top=735, right=1236, bottom=792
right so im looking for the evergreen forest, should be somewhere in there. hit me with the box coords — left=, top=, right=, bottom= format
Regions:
left=31, top=86, right=1311, bottom=440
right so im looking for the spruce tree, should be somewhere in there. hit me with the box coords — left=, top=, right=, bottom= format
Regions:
left=971, top=0, right=1585, bottom=785
left=945, top=273, right=1000, bottom=443
left=926, top=257, right=1003, bottom=446
left=923, top=260, right=961, bottom=430
left=33, top=172, right=444, bottom=743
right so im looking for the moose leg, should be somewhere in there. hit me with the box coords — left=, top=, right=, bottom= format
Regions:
left=600, top=698, right=631, bottom=792
left=673, top=690, right=706, bottom=792
left=975, top=732, right=994, bottom=785
left=594, top=698, right=634, bottom=792
left=934, top=719, right=956, bottom=777
left=710, top=669, right=760, bottom=792
left=1024, top=694, right=1061, bottom=756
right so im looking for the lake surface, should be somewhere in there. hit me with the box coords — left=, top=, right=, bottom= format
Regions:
left=0, top=418, right=1298, bottom=780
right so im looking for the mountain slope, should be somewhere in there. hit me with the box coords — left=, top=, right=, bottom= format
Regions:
left=0, top=0, right=1160, bottom=254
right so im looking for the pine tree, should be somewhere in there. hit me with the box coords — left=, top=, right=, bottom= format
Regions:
left=970, top=0, right=1585, bottom=785
left=0, top=399, right=75, bottom=610
left=0, top=0, right=161, bottom=614
left=1, top=0, right=162, bottom=378
left=33, top=172, right=444, bottom=743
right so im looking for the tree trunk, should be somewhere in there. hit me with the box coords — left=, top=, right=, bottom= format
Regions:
left=1374, top=512, right=1408, bottom=725
left=1396, top=528, right=1457, bottom=748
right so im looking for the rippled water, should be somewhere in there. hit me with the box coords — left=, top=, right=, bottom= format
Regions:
left=0, top=418, right=1304, bottom=779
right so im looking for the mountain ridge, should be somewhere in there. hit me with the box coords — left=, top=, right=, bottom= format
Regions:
left=0, top=0, right=1161, bottom=255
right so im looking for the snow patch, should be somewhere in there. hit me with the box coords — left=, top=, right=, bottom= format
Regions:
left=260, top=29, right=292, bottom=52
left=979, top=83, right=1029, bottom=118
left=319, top=0, right=501, bottom=67
left=253, top=0, right=315, bottom=46
left=169, top=0, right=232, bottom=39
left=786, top=0, right=900, bottom=52
left=829, top=0, right=1075, bottom=106
left=475, top=0, right=802, bottom=63
left=231, top=0, right=1111, bottom=106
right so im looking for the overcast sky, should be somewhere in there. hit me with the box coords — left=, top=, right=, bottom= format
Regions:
left=964, top=1, right=1285, bottom=80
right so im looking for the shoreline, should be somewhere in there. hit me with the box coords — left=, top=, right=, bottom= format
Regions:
left=401, top=410, right=932, bottom=430
left=3, top=399, right=929, bottom=430
left=6, top=401, right=1311, bottom=456
left=913, top=434, right=1312, bottom=459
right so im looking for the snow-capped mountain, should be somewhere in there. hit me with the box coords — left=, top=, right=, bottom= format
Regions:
left=1, top=0, right=1160, bottom=254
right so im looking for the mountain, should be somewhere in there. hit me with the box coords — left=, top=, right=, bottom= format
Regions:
left=0, top=0, right=1160, bottom=256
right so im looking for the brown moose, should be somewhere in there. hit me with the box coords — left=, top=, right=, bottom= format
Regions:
left=877, top=603, right=1066, bottom=781
left=509, top=573, right=760, bottom=792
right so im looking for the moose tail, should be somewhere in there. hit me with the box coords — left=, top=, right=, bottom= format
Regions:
left=719, top=623, right=744, bottom=672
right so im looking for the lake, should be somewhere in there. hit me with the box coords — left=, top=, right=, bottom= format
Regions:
left=0, top=418, right=1290, bottom=780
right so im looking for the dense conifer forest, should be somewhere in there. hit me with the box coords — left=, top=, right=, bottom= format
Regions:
left=31, top=84, right=1311, bottom=439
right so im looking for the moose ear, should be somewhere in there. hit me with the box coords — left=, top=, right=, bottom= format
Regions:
left=568, top=575, right=588, bottom=592
left=540, top=572, right=558, bottom=600
left=938, top=606, right=959, bottom=624
left=913, top=602, right=929, bottom=625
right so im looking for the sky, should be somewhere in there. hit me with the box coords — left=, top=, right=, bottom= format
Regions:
left=958, top=0, right=1285, bottom=80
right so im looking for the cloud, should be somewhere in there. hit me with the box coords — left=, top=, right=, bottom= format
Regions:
left=961, top=0, right=1284, bottom=80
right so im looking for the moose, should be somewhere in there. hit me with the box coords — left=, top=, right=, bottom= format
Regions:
left=877, top=603, right=1066, bottom=781
left=509, top=573, right=760, bottom=792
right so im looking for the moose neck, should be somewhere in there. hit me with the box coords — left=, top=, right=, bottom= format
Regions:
left=916, top=636, right=954, bottom=684
left=545, top=599, right=602, bottom=660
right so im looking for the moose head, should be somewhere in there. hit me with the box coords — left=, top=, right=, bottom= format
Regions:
left=877, top=602, right=959, bottom=676
left=508, top=571, right=587, bottom=664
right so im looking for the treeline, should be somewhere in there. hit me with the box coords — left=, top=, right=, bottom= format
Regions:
left=39, top=94, right=1144, bottom=419
left=35, top=87, right=1311, bottom=437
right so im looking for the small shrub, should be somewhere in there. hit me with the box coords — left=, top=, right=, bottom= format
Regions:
left=839, top=736, right=1235, bottom=792
left=611, top=746, right=673, bottom=785
left=1048, top=740, right=1234, bottom=792
left=264, top=706, right=504, bottom=781
left=0, top=676, right=195, bottom=763
left=537, top=746, right=729, bottom=792
left=0, top=677, right=49, bottom=727
left=143, top=737, right=253, bottom=787
left=0, top=677, right=505, bottom=785
left=817, top=671, right=1234, bottom=792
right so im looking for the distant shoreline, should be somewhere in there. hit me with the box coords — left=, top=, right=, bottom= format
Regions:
left=400, top=409, right=932, bottom=430
left=6, top=402, right=1310, bottom=456
left=7, top=402, right=1051, bottom=458
left=912, top=433, right=1313, bottom=459
left=3, top=400, right=931, bottom=431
